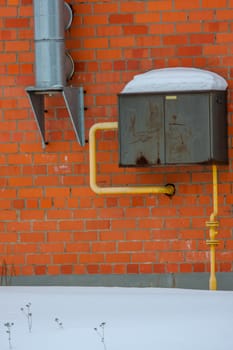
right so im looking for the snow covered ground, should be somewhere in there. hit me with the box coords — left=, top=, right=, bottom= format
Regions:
left=0, top=286, right=233, bottom=350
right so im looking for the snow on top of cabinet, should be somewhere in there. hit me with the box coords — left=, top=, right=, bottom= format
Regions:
left=121, top=67, right=228, bottom=93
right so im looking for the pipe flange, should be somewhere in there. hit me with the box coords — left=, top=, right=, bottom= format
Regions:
left=206, top=239, right=219, bottom=246
left=206, top=221, right=219, bottom=228
left=164, top=183, right=176, bottom=197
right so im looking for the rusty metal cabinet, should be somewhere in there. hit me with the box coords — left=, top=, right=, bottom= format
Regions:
left=118, top=91, right=228, bottom=166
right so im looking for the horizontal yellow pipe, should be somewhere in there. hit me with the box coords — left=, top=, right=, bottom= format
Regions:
left=89, top=122, right=175, bottom=196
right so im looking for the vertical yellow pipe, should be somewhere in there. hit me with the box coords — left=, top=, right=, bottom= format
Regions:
left=212, top=165, right=218, bottom=218
left=206, top=165, right=219, bottom=291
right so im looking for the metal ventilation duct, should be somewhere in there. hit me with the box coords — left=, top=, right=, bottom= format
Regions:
left=26, top=0, right=85, bottom=147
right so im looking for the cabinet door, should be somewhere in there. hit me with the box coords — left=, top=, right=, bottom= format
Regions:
left=119, top=94, right=164, bottom=166
left=165, top=93, right=210, bottom=164
left=210, top=91, right=228, bottom=164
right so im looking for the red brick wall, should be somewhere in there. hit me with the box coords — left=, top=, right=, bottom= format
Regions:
left=0, top=0, right=232, bottom=277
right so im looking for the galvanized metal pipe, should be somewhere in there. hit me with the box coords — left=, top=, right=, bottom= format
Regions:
left=33, top=0, right=66, bottom=88
left=89, top=122, right=175, bottom=196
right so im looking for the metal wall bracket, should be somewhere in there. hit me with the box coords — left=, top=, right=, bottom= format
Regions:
left=26, top=86, right=85, bottom=148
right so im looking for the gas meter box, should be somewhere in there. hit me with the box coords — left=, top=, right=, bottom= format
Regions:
left=118, top=68, right=228, bottom=166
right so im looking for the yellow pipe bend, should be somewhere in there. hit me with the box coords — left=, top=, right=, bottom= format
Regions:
left=89, top=122, right=175, bottom=196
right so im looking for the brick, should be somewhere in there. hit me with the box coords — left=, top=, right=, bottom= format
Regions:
left=92, top=242, right=116, bottom=252
left=8, top=154, right=32, bottom=165
left=135, top=12, right=160, bottom=23
left=13, top=244, right=37, bottom=254
left=110, top=36, right=135, bottom=48
left=85, top=220, right=110, bottom=230
left=150, top=23, right=175, bottom=35
left=97, top=25, right=122, bottom=36
left=5, top=41, right=30, bottom=52
left=151, top=46, right=176, bottom=57
left=131, top=252, right=156, bottom=263
left=106, top=253, right=130, bottom=263
left=61, top=265, right=73, bottom=274
left=74, top=232, right=97, bottom=241
left=180, top=263, right=193, bottom=273
left=9, top=177, right=33, bottom=187
left=45, top=187, right=70, bottom=198
left=163, top=35, right=188, bottom=45
left=18, top=188, right=43, bottom=198
left=176, top=23, right=202, bottom=33
left=153, top=264, right=166, bottom=273
left=126, top=231, right=151, bottom=241
left=0, top=29, right=17, bottom=40
left=20, top=210, right=44, bottom=220
left=162, top=11, right=187, bottom=22
left=144, top=241, right=170, bottom=251
left=73, top=265, right=86, bottom=274
left=59, top=220, right=83, bottom=231
left=219, top=263, right=232, bottom=272
left=159, top=252, right=184, bottom=263
left=0, top=200, right=11, bottom=209
left=202, top=0, right=227, bottom=7
left=216, top=33, right=233, bottom=43
left=27, top=255, right=51, bottom=264
left=140, top=264, right=153, bottom=274
left=33, top=154, right=58, bottom=164
left=148, top=0, right=172, bottom=11
left=53, top=254, right=77, bottom=264
left=47, top=232, right=72, bottom=242
left=136, top=36, right=161, bottom=47
left=138, top=218, right=164, bottom=229
left=125, top=207, right=150, bottom=218
left=94, top=3, right=118, bottom=13
left=35, top=266, right=47, bottom=275
left=109, top=14, right=134, bottom=24
left=99, top=264, right=113, bottom=274
left=186, top=251, right=209, bottom=262
left=100, top=230, right=124, bottom=241
left=216, top=9, right=233, bottom=20
left=127, top=264, right=139, bottom=273
left=5, top=18, right=30, bottom=28
left=166, top=264, right=179, bottom=273
left=119, top=241, right=143, bottom=252
left=123, top=25, right=148, bottom=35
left=193, top=263, right=206, bottom=272
left=83, top=15, right=108, bottom=25
left=79, top=254, right=104, bottom=264
left=86, top=264, right=99, bottom=274
left=66, top=243, right=90, bottom=252
left=84, top=38, right=109, bottom=49
left=174, top=0, right=200, bottom=9
left=20, top=233, right=45, bottom=243
left=0, top=210, right=17, bottom=220
left=0, top=233, right=18, bottom=242
left=188, top=10, right=214, bottom=21
left=120, top=2, right=145, bottom=12
left=190, top=33, right=215, bottom=44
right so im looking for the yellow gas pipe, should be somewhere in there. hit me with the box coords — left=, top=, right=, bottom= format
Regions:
left=206, top=165, right=219, bottom=290
left=89, top=122, right=175, bottom=196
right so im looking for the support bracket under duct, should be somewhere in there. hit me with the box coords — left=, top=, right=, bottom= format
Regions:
left=26, top=86, right=85, bottom=147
